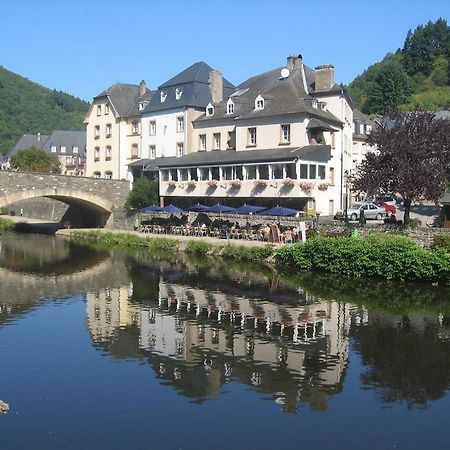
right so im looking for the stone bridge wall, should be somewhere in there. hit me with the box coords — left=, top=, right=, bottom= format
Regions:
left=0, top=171, right=129, bottom=210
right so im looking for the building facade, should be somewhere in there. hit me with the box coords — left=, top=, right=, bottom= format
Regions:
left=138, top=55, right=354, bottom=215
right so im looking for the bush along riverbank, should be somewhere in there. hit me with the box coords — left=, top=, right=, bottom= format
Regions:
left=276, top=235, right=450, bottom=284
left=68, top=231, right=450, bottom=284
left=0, top=217, right=15, bottom=234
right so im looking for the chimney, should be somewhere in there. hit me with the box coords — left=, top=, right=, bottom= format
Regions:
left=314, top=65, right=335, bottom=91
left=139, top=80, right=146, bottom=96
left=287, top=54, right=302, bottom=71
left=209, top=70, right=223, bottom=104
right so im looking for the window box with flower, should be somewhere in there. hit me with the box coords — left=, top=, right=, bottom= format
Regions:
left=299, top=181, right=315, bottom=194
left=207, top=179, right=218, bottom=188
left=253, top=179, right=267, bottom=188
left=282, top=177, right=295, bottom=187
left=167, top=180, right=176, bottom=187
left=318, top=182, right=330, bottom=190
left=229, top=179, right=241, bottom=188
left=187, top=180, right=196, bottom=188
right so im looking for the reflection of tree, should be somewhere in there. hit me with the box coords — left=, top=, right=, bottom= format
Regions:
left=351, top=316, right=450, bottom=408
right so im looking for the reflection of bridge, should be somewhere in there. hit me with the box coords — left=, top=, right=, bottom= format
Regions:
left=0, top=171, right=129, bottom=227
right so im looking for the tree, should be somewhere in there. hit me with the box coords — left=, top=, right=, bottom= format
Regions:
left=11, top=147, right=61, bottom=174
left=367, top=61, right=412, bottom=114
left=351, top=110, right=450, bottom=224
left=125, top=177, right=159, bottom=210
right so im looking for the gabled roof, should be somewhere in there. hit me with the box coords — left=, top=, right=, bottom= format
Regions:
left=7, top=134, right=49, bottom=158
left=94, top=83, right=153, bottom=118
left=143, top=62, right=235, bottom=114
left=194, top=64, right=343, bottom=125
left=41, top=130, right=86, bottom=156
left=159, top=61, right=234, bottom=90
left=132, top=144, right=332, bottom=170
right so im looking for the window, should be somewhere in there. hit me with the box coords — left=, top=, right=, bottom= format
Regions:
left=190, top=168, right=198, bottom=181
left=227, top=131, right=235, bottom=149
left=97, top=105, right=101, bottom=116
left=176, top=116, right=184, bottom=132
left=329, top=167, right=335, bottom=185
left=286, top=163, right=297, bottom=179
left=180, top=169, right=189, bottom=181
left=312, top=99, right=318, bottom=108
left=132, top=122, right=139, bottom=134
left=309, top=164, right=317, bottom=179
left=176, top=142, right=184, bottom=158
left=211, top=167, right=219, bottom=180
left=149, top=145, right=156, bottom=159
left=255, top=95, right=264, bottom=110
left=247, top=127, right=257, bottom=146
left=138, top=102, right=147, bottom=111
left=359, top=124, right=364, bottom=135
left=300, top=164, right=308, bottom=179
left=106, top=124, right=112, bottom=137
left=235, top=166, right=243, bottom=180
left=170, top=169, right=178, bottom=181
left=245, top=165, right=257, bottom=180
left=213, top=133, right=221, bottom=150
left=227, top=99, right=234, bottom=114
left=93, top=171, right=101, bottom=178
left=318, top=165, right=326, bottom=180
left=280, top=124, right=290, bottom=144
left=51, top=145, right=57, bottom=153
left=73, top=146, right=79, bottom=154
left=271, top=165, right=283, bottom=180
left=206, top=103, right=214, bottom=116
left=200, top=168, right=209, bottom=181
left=258, top=165, right=269, bottom=180
left=175, top=88, right=183, bottom=99
left=105, top=171, right=112, bottom=179
left=161, top=170, right=169, bottom=181
left=131, top=144, right=138, bottom=159
left=106, top=146, right=112, bottom=160
left=223, top=167, right=233, bottom=180
left=160, top=91, right=167, bottom=102
left=199, top=134, right=206, bottom=151
left=94, top=147, right=100, bottom=161
left=366, top=125, right=372, bottom=134
left=94, top=125, right=100, bottom=139
left=150, top=121, right=156, bottom=135
left=105, top=104, right=109, bottom=115
left=60, top=146, right=66, bottom=153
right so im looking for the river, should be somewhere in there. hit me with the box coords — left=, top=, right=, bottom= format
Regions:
left=0, top=234, right=450, bottom=449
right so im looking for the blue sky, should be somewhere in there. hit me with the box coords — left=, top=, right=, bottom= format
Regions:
left=1, top=0, right=449, bottom=101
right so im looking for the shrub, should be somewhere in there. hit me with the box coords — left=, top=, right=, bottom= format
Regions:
left=185, top=241, right=211, bottom=255
left=275, top=235, right=450, bottom=284
left=0, top=217, right=15, bottom=232
left=0, top=207, right=8, bottom=215
left=433, top=235, right=450, bottom=252
left=125, top=177, right=159, bottom=210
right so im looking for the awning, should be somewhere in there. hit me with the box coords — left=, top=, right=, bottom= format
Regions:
left=307, top=118, right=338, bottom=132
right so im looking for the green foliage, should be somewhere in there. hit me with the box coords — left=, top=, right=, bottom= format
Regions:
left=125, top=177, right=159, bottom=210
left=185, top=241, right=211, bottom=255
left=275, top=235, right=450, bottom=284
left=222, top=244, right=273, bottom=262
left=0, top=207, right=8, bottom=215
left=0, top=217, right=15, bottom=233
left=433, top=235, right=450, bottom=252
left=11, top=146, right=61, bottom=173
left=0, top=66, right=88, bottom=155
left=348, top=19, right=450, bottom=113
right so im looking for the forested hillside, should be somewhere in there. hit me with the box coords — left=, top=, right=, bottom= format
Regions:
left=0, top=66, right=89, bottom=155
left=348, top=18, right=450, bottom=115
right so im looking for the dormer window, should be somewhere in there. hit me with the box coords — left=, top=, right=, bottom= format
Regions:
left=312, top=99, right=318, bottom=109
left=206, top=103, right=214, bottom=116
left=175, top=88, right=183, bottom=100
left=318, top=101, right=326, bottom=110
left=139, top=101, right=148, bottom=111
left=160, top=91, right=167, bottom=103
left=227, top=99, right=235, bottom=114
left=255, top=95, right=264, bottom=110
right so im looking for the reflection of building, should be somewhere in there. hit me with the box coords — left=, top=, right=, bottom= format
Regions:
left=86, top=276, right=352, bottom=412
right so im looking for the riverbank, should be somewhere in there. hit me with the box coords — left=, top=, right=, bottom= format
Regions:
left=58, top=228, right=450, bottom=285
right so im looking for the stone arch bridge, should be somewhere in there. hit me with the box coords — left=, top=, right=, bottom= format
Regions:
left=0, top=171, right=129, bottom=227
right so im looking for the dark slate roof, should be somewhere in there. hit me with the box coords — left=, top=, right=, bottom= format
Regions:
left=41, top=130, right=86, bottom=156
left=7, top=134, right=49, bottom=158
left=143, top=62, right=235, bottom=114
left=195, top=65, right=343, bottom=125
left=95, top=83, right=153, bottom=118
left=441, top=190, right=450, bottom=205
left=353, top=109, right=375, bottom=140
left=135, top=145, right=331, bottom=170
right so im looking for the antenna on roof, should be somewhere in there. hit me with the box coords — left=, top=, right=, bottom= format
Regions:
left=280, top=68, right=290, bottom=79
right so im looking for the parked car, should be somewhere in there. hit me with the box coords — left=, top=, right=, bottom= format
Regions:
left=346, top=202, right=386, bottom=221
left=374, top=201, right=397, bottom=215
left=365, top=194, right=397, bottom=207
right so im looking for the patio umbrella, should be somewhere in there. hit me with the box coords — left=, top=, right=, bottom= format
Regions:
left=185, top=203, right=211, bottom=212
left=235, top=204, right=268, bottom=214
left=208, top=203, right=236, bottom=213
left=160, top=204, right=183, bottom=214
left=257, top=206, right=299, bottom=217
left=139, top=204, right=162, bottom=212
